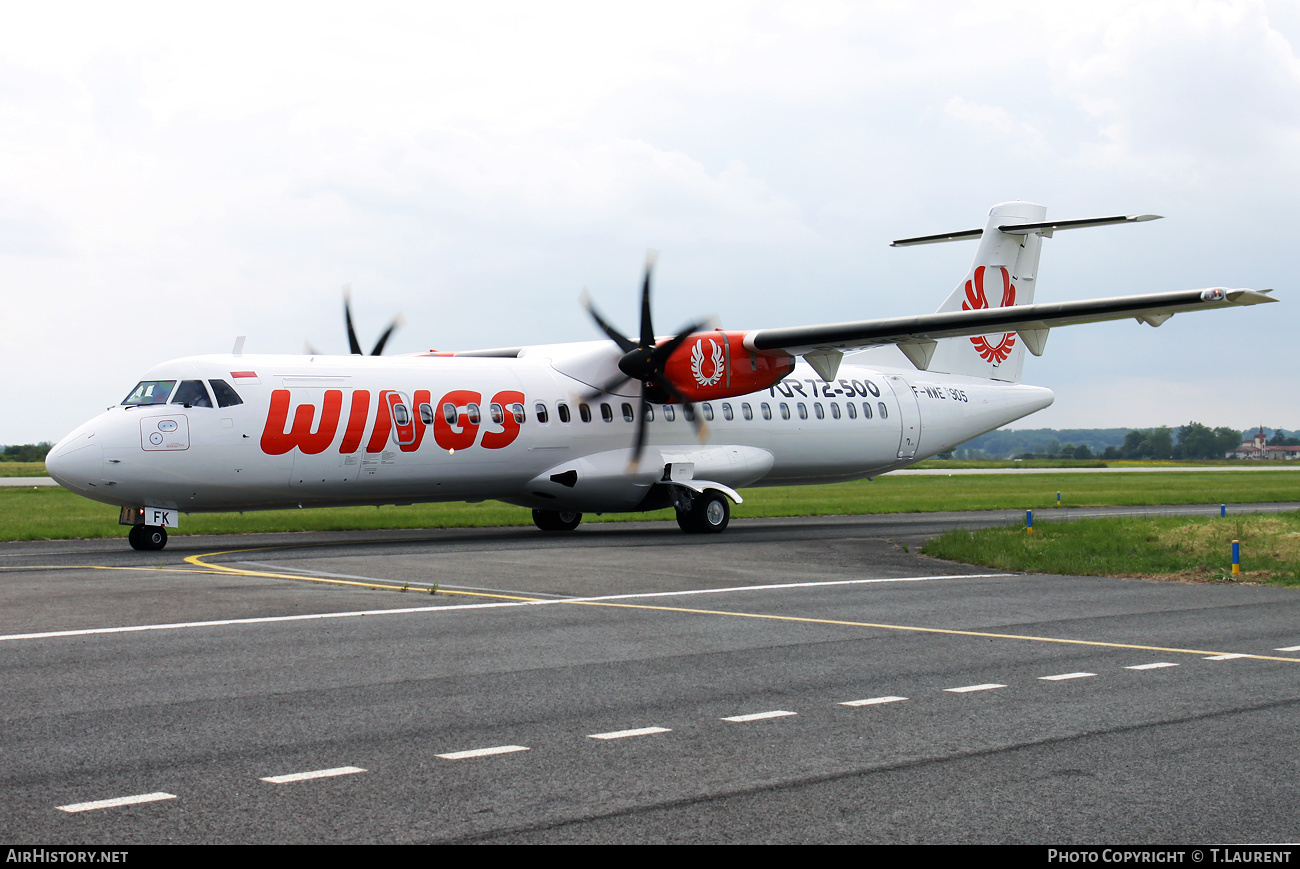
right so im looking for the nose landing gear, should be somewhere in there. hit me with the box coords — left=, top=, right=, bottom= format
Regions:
left=128, top=525, right=168, bottom=551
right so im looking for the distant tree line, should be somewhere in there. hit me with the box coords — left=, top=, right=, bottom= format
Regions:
left=953, top=426, right=1297, bottom=461
left=952, top=428, right=1130, bottom=459
left=1105, top=424, right=1237, bottom=461
left=1, top=443, right=53, bottom=462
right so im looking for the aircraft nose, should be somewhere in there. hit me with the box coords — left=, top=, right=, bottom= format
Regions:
left=46, top=434, right=103, bottom=493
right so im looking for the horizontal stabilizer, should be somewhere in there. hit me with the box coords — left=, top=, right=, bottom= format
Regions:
left=890, top=228, right=984, bottom=247
left=891, top=213, right=1161, bottom=246
left=1000, top=214, right=1161, bottom=237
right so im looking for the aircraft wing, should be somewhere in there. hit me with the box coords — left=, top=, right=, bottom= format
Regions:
left=742, top=287, right=1275, bottom=374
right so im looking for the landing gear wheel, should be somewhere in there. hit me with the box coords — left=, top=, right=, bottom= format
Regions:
left=676, top=491, right=730, bottom=534
left=128, top=525, right=168, bottom=551
left=532, top=509, right=582, bottom=532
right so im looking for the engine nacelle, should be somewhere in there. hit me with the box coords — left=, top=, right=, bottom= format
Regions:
left=660, top=331, right=794, bottom=402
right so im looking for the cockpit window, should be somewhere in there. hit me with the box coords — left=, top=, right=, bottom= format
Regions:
left=171, top=380, right=213, bottom=407
left=122, top=380, right=176, bottom=406
left=208, top=379, right=244, bottom=408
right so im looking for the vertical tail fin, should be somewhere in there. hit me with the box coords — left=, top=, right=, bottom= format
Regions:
left=924, top=201, right=1046, bottom=383
left=891, top=203, right=1160, bottom=383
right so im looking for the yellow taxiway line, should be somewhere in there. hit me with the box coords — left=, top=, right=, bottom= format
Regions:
left=172, top=545, right=1300, bottom=665
left=6, top=546, right=1297, bottom=663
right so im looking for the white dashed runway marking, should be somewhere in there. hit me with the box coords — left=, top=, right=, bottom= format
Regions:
left=722, top=710, right=797, bottom=722
left=588, top=727, right=672, bottom=740
left=50, top=632, right=1292, bottom=818
left=261, top=766, right=366, bottom=784
left=437, top=745, right=530, bottom=760
left=841, top=696, right=908, bottom=706
left=57, top=792, right=177, bottom=813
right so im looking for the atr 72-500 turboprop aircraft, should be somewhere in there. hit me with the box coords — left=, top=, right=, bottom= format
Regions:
left=46, top=202, right=1275, bottom=550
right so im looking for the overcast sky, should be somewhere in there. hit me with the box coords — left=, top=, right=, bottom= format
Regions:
left=3, top=1, right=1296, bottom=444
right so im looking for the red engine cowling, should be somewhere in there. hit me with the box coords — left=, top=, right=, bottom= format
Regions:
left=660, top=330, right=794, bottom=402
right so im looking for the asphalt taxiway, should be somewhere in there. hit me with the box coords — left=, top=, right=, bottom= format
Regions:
left=2, top=506, right=1298, bottom=843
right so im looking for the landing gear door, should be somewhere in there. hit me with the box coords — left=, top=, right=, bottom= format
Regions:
left=884, top=375, right=922, bottom=459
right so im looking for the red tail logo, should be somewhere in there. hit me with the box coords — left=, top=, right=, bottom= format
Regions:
left=962, top=266, right=1017, bottom=364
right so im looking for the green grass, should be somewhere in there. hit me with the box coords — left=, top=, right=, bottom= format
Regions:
left=922, top=512, right=1300, bottom=587
left=909, top=459, right=1281, bottom=469
left=4, top=470, right=1298, bottom=543
left=910, top=459, right=1110, bottom=469
left=0, top=463, right=50, bottom=477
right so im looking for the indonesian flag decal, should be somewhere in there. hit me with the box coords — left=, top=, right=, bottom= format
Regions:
left=962, top=266, right=1017, bottom=364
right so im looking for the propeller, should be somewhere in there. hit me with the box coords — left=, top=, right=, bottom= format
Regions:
left=581, top=253, right=711, bottom=467
left=342, top=284, right=405, bottom=356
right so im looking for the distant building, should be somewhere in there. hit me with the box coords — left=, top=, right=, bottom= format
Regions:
left=1228, top=427, right=1300, bottom=460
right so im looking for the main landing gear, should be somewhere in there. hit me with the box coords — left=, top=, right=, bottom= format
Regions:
left=675, top=490, right=730, bottom=534
left=531, top=490, right=732, bottom=535
left=532, top=509, right=583, bottom=532
left=128, top=525, right=168, bottom=551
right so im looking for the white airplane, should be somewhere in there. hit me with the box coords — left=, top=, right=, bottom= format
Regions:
left=46, top=202, right=1275, bottom=550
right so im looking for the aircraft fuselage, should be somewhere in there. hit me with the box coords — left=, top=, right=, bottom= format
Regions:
left=46, top=348, right=1053, bottom=518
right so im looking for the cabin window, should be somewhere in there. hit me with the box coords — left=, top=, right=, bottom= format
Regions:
left=796, top=402, right=808, bottom=420
left=600, top=403, right=613, bottom=423
left=535, top=402, right=549, bottom=423
left=208, top=380, right=244, bottom=408
left=622, top=403, right=634, bottom=423
left=466, top=403, right=481, bottom=425
left=847, top=402, right=857, bottom=419
left=878, top=402, right=888, bottom=419
left=171, top=380, right=212, bottom=408
left=814, top=403, right=825, bottom=420
left=392, top=402, right=411, bottom=426
left=761, top=402, right=772, bottom=420
left=579, top=403, right=592, bottom=423
left=742, top=403, right=752, bottom=421
left=646, top=405, right=655, bottom=422
left=722, top=403, right=733, bottom=421
left=664, top=405, right=676, bottom=422
left=558, top=402, right=571, bottom=423
left=702, top=404, right=714, bottom=422
left=510, top=403, right=526, bottom=424
left=419, top=403, right=435, bottom=425
left=490, top=403, right=505, bottom=425
left=683, top=405, right=695, bottom=422
left=780, top=403, right=790, bottom=420
left=443, top=403, right=457, bottom=425
left=830, top=402, right=841, bottom=420
left=862, top=402, right=873, bottom=420
left=123, top=380, right=176, bottom=406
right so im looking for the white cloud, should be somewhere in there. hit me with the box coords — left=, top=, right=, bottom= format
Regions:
left=0, top=1, right=1295, bottom=443
left=943, top=97, right=1050, bottom=156
left=1058, top=0, right=1300, bottom=184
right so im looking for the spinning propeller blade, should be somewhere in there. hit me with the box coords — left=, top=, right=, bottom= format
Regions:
left=582, top=254, right=711, bottom=466
left=340, top=284, right=403, bottom=356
